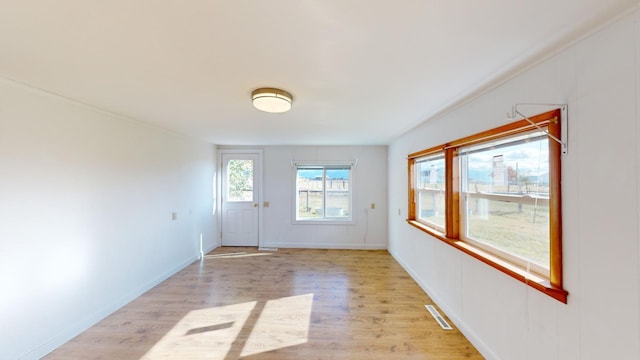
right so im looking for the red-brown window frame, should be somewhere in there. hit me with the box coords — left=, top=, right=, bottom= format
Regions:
left=407, top=109, right=567, bottom=303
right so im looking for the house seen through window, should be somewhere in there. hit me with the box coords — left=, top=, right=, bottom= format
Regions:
left=459, top=130, right=550, bottom=274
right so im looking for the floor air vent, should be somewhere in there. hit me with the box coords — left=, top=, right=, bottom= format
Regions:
left=425, top=305, right=453, bottom=330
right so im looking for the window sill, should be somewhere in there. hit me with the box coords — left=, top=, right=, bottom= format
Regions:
left=407, top=220, right=568, bottom=303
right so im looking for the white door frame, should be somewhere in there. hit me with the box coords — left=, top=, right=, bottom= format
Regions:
left=218, top=149, right=264, bottom=247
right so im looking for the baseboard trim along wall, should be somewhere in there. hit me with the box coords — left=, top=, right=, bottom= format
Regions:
left=262, top=242, right=387, bottom=250
left=28, top=254, right=200, bottom=360
left=387, top=248, right=498, bottom=360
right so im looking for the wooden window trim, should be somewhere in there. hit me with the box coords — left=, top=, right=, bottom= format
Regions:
left=407, top=109, right=567, bottom=303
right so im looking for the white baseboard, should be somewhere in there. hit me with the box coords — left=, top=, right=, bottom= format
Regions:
left=387, top=248, right=499, bottom=360
left=203, top=242, right=218, bottom=255
left=28, top=254, right=199, bottom=360
left=262, top=241, right=387, bottom=250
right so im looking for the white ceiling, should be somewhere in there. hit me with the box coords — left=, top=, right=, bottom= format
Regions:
left=1, top=1, right=638, bottom=145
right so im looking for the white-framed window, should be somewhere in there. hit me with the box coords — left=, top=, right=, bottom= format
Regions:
left=295, top=164, right=353, bottom=223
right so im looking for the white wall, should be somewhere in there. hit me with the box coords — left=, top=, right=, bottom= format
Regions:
left=0, top=79, right=218, bottom=360
left=260, top=146, right=387, bottom=249
left=388, top=9, right=640, bottom=360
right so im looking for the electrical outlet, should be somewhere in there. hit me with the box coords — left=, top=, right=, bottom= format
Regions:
left=172, top=212, right=177, bottom=220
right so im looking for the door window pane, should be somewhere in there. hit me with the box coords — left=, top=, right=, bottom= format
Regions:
left=227, top=159, right=253, bottom=202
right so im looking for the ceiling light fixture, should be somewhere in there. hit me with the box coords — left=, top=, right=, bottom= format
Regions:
left=251, top=87, right=293, bottom=113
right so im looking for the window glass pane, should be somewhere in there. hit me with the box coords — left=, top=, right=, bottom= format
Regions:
left=296, top=167, right=322, bottom=219
left=416, top=154, right=445, bottom=229
left=464, top=196, right=549, bottom=266
left=325, top=168, right=350, bottom=218
left=227, top=159, right=253, bottom=202
left=460, top=131, right=550, bottom=267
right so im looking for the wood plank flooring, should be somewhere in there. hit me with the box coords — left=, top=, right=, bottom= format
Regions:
left=46, top=247, right=483, bottom=359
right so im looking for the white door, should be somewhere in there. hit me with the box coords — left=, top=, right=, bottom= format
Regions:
left=221, top=153, right=260, bottom=246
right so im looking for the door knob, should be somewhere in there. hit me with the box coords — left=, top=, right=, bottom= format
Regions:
left=253, top=203, right=258, bottom=207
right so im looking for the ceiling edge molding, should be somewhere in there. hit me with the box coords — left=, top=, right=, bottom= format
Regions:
left=0, top=74, right=197, bottom=142
left=394, top=1, right=640, bottom=143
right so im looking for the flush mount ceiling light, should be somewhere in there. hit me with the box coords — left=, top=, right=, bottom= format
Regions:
left=251, top=87, right=293, bottom=113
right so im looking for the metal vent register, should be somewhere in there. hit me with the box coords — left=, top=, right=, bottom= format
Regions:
left=425, top=305, right=453, bottom=330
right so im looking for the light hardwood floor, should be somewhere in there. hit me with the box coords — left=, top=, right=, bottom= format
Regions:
left=46, top=247, right=483, bottom=359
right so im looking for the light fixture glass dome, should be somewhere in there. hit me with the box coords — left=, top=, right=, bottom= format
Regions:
left=252, top=88, right=293, bottom=113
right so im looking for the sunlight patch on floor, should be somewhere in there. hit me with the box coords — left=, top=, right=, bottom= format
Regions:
left=241, top=293, right=314, bottom=357
left=141, top=301, right=256, bottom=360
left=141, top=294, right=313, bottom=359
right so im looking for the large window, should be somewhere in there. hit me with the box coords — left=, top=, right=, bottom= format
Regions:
left=296, top=164, right=352, bottom=222
left=460, top=130, right=550, bottom=275
left=407, top=109, right=567, bottom=303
